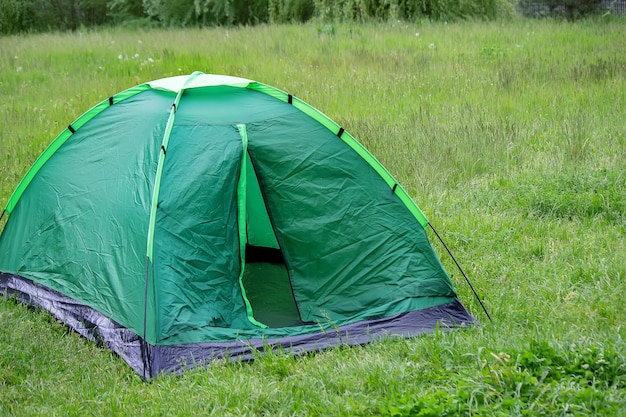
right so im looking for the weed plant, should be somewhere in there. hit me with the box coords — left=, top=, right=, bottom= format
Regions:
left=0, top=18, right=625, bottom=416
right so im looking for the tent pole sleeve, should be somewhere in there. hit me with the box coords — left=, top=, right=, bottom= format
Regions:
left=145, top=71, right=204, bottom=262
left=143, top=71, right=204, bottom=344
left=145, top=100, right=180, bottom=262
left=236, top=124, right=267, bottom=329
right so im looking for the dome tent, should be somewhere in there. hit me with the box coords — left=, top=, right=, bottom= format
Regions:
left=0, top=72, right=475, bottom=378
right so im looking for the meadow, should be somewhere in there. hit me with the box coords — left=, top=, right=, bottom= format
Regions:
left=1, top=17, right=625, bottom=416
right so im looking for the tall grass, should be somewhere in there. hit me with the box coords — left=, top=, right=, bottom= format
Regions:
left=1, top=18, right=625, bottom=416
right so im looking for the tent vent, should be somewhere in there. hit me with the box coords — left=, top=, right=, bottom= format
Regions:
left=287, top=94, right=293, bottom=104
left=337, top=127, right=345, bottom=138
left=68, top=124, right=75, bottom=134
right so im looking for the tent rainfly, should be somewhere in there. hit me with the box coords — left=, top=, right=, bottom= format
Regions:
left=0, top=72, right=476, bottom=379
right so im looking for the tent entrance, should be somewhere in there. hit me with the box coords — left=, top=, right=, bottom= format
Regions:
left=242, top=247, right=303, bottom=328
left=239, top=140, right=303, bottom=328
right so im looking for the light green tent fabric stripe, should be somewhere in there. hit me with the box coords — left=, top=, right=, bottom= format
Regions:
left=145, top=72, right=203, bottom=261
left=145, top=102, right=176, bottom=262
left=144, top=72, right=203, bottom=342
left=2, top=84, right=152, bottom=217
left=247, top=82, right=429, bottom=229
left=236, top=124, right=267, bottom=329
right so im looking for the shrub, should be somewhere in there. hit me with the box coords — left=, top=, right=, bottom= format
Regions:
left=519, top=0, right=605, bottom=18
left=0, top=0, right=110, bottom=34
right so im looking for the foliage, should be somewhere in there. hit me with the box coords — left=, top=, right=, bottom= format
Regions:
left=0, top=0, right=521, bottom=34
left=0, top=0, right=617, bottom=34
left=107, top=0, right=145, bottom=23
left=312, top=0, right=515, bottom=22
left=0, top=0, right=109, bottom=34
left=519, top=0, right=606, bottom=18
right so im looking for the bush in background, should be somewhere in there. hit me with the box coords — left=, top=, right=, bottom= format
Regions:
left=519, top=0, right=607, bottom=18
left=0, top=0, right=109, bottom=34
left=0, top=0, right=617, bottom=34
left=312, top=0, right=515, bottom=22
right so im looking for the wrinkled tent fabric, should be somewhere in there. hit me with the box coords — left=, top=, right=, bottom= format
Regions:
left=0, top=72, right=475, bottom=378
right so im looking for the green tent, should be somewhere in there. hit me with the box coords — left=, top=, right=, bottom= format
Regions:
left=0, top=72, right=475, bottom=378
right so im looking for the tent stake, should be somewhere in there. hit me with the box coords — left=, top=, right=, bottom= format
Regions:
left=429, top=223, right=492, bottom=322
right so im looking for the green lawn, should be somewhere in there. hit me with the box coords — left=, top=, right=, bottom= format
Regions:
left=1, top=18, right=625, bottom=416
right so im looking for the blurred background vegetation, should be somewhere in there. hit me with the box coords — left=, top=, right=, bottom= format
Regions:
left=0, top=0, right=623, bottom=35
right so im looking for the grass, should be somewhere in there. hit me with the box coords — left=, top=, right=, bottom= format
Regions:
left=1, top=17, right=625, bottom=416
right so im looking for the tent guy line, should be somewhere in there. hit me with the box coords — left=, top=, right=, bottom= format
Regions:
left=429, top=223, right=491, bottom=321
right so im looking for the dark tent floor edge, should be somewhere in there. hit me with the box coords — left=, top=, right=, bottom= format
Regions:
left=0, top=273, right=477, bottom=379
